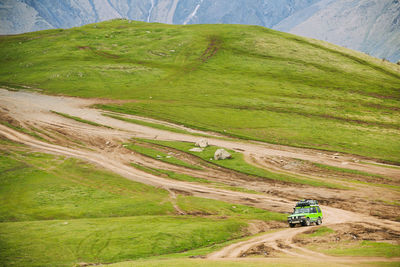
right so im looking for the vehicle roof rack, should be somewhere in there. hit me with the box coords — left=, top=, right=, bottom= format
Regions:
left=296, top=199, right=318, bottom=207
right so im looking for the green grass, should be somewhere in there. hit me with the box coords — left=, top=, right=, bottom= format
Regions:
left=0, top=20, right=399, bottom=163
left=0, top=149, right=175, bottom=221
left=103, top=113, right=207, bottom=136
left=142, top=139, right=345, bottom=189
left=51, top=110, right=112, bottom=128
left=361, top=161, right=400, bottom=170
left=124, top=142, right=202, bottom=170
left=301, top=226, right=335, bottom=238
left=0, top=121, right=46, bottom=141
left=318, top=241, right=400, bottom=258
left=103, top=258, right=400, bottom=267
left=145, top=230, right=282, bottom=260
left=0, top=216, right=246, bottom=267
left=0, top=143, right=286, bottom=266
left=312, top=162, right=389, bottom=180
left=131, top=163, right=259, bottom=194
left=102, top=258, right=357, bottom=267
left=177, top=196, right=286, bottom=221
left=345, top=179, right=400, bottom=192
left=131, top=163, right=210, bottom=184
left=375, top=199, right=400, bottom=207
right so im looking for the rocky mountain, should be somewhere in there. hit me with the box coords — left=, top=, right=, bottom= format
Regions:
left=0, top=0, right=399, bottom=62
left=172, top=0, right=319, bottom=26
left=275, top=0, right=400, bottom=62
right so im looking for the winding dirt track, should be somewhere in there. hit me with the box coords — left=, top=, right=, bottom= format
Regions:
left=1, top=89, right=399, bottom=263
left=2, top=89, right=399, bottom=179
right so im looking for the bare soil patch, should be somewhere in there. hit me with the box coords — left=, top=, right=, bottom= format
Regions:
left=294, top=223, right=400, bottom=246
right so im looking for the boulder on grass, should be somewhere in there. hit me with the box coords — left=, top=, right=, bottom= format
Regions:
left=195, top=139, right=209, bottom=148
left=214, top=149, right=231, bottom=160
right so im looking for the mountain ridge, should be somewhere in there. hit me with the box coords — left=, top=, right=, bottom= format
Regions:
left=0, top=0, right=399, bottom=62
left=1, top=19, right=399, bottom=162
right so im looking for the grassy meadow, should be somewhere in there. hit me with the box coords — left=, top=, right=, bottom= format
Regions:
left=140, top=139, right=345, bottom=189
left=0, top=19, right=399, bottom=162
left=0, top=141, right=286, bottom=266
left=124, top=142, right=202, bottom=170
left=103, top=259, right=400, bottom=267
left=297, top=226, right=400, bottom=259
left=318, top=241, right=400, bottom=258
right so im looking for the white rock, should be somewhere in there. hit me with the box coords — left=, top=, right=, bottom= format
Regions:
left=214, top=149, right=232, bottom=160
left=195, top=139, right=208, bottom=148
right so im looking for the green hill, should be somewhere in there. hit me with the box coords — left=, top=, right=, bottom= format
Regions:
left=0, top=19, right=399, bottom=162
left=0, top=140, right=285, bottom=266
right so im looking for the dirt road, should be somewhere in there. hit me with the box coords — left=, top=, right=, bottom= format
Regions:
left=1, top=89, right=398, bottom=179
left=1, top=88, right=399, bottom=263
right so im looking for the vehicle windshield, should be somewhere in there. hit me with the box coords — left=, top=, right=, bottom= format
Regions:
left=294, top=208, right=310, bottom=214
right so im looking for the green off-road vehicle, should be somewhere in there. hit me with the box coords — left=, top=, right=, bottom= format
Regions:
left=287, top=199, right=322, bottom=228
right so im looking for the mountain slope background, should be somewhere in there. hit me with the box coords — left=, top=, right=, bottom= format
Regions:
left=1, top=20, right=399, bottom=163
left=0, top=0, right=399, bottom=62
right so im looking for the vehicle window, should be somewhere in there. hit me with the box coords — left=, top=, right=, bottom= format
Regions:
left=311, top=207, right=317, bottom=213
left=317, top=207, right=321, bottom=213
left=294, top=208, right=310, bottom=214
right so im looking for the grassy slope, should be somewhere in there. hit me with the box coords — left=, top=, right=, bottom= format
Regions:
left=0, top=142, right=285, bottom=266
left=0, top=150, right=174, bottom=221
left=103, top=113, right=206, bottom=136
left=104, top=259, right=399, bottom=267
left=298, top=227, right=400, bottom=259
left=318, top=241, right=400, bottom=258
left=0, top=19, right=399, bottom=162
left=131, top=163, right=260, bottom=194
left=1, top=217, right=245, bottom=267
left=141, top=139, right=345, bottom=189
left=124, top=142, right=202, bottom=170
left=312, top=162, right=389, bottom=180
left=51, top=110, right=112, bottom=128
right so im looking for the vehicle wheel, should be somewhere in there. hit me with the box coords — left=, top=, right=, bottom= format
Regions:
left=316, top=218, right=322, bottom=225
left=305, top=218, right=311, bottom=226
left=289, top=223, right=295, bottom=228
